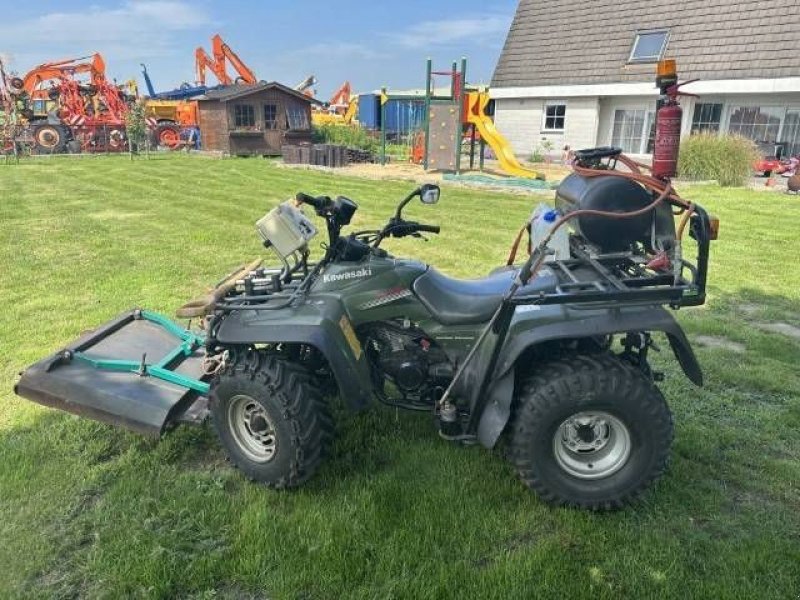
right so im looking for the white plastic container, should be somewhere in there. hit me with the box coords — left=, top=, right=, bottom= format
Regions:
left=530, top=203, right=570, bottom=261
left=255, top=201, right=317, bottom=259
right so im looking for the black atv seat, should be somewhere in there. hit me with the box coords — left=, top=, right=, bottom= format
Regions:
left=413, top=266, right=559, bottom=325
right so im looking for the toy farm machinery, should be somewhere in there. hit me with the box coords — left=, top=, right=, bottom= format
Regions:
left=138, top=34, right=260, bottom=149
left=2, top=53, right=141, bottom=153
left=311, top=81, right=358, bottom=126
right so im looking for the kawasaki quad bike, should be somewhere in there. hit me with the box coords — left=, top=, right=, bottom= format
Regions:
left=14, top=147, right=715, bottom=510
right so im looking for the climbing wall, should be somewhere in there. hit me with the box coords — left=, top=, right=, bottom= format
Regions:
left=427, top=102, right=459, bottom=171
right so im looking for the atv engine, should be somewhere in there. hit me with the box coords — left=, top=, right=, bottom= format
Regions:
left=362, top=321, right=453, bottom=408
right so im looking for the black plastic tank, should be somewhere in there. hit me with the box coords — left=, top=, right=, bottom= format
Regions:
left=555, top=173, right=654, bottom=252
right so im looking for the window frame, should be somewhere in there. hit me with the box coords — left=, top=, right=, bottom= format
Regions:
left=727, top=105, right=783, bottom=143
left=232, top=103, right=257, bottom=130
left=541, top=101, right=566, bottom=133
left=285, top=104, right=310, bottom=130
left=628, top=29, right=670, bottom=63
left=691, top=102, right=724, bottom=134
left=610, top=107, right=656, bottom=155
left=263, top=103, right=278, bottom=130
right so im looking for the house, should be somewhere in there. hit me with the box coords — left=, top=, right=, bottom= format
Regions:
left=197, top=82, right=318, bottom=156
left=491, top=0, right=800, bottom=159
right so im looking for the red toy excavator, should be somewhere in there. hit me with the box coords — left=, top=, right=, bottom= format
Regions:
left=7, top=53, right=136, bottom=153
left=195, top=34, right=258, bottom=86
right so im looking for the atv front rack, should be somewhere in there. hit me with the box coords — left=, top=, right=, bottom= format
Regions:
left=14, top=309, right=210, bottom=436
left=512, top=208, right=712, bottom=308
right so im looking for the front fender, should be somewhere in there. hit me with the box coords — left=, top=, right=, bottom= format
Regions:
left=214, top=297, right=373, bottom=410
left=476, top=304, right=702, bottom=448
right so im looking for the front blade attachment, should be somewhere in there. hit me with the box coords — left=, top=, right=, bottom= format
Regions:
left=14, top=309, right=210, bottom=437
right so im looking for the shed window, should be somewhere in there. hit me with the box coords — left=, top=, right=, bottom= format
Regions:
left=233, top=104, right=256, bottom=129
left=542, top=103, right=566, bottom=131
left=264, top=104, right=278, bottom=130
left=629, top=30, right=669, bottom=63
left=286, top=105, right=309, bottom=130
left=691, top=103, right=723, bottom=134
left=728, top=106, right=782, bottom=142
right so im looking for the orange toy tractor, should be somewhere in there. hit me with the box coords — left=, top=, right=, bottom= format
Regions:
left=6, top=53, right=138, bottom=153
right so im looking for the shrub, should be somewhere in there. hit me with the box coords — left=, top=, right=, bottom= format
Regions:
left=313, top=124, right=379, bottom=154
left=678, top=132, right=758, bottom=187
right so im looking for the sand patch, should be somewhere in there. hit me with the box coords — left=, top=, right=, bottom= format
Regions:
left=693, top=335, right=746, bottom=353
left=755, top=322, right=800, bottom=340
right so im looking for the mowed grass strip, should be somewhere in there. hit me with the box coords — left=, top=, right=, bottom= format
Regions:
left=0, top=155, right=798, bottom=599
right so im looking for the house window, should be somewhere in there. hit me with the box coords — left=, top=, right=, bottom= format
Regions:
left=233, top=104, right=256, bottom=129
left=629, top=30, right=669, bottom=63
left=728, top=106, right=782, bottom=142
left=691, top=103, right=723, bottom=134
left=264, top=104, right=278, bottom=130
left=542, top=103, right=566, bottom=131
left=781, top=110, right=800, bottom=157
left=286, top=105, right=309, bottom=130
left=611, top=109, right=656, bottom=154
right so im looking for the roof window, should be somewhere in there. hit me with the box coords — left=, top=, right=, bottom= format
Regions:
left=629, top=30, right=669, bottom=63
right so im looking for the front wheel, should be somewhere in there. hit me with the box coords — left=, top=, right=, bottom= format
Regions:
left=508, top=354, right=673, bottom=510
left=210, top=351, right=333, bottom=488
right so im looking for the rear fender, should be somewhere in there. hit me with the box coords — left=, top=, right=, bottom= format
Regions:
left=476, top=305, right=702, bottom=448
left=214, top=297, right=373, bottom=410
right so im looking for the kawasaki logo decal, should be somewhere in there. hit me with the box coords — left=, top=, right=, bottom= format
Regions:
left=323, top=267, right=372, bottom=284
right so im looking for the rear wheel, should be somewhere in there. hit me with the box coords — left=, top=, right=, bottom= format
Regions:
left=210, top=351, right=333, bottom=488
left=508, top=354, right=673, bottom=510
left=32, top=124, right=69, bottom=154
left=153, top=123, right=182, bottom=150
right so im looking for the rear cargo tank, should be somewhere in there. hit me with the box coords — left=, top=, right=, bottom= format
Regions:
left=555, top=173, right=654, bottom=252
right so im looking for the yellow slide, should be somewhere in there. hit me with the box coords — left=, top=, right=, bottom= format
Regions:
left=465, top=92, right=541, bottom=179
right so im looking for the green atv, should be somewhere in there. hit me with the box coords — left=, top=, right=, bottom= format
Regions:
left=15, top=148, right=714, bottom=510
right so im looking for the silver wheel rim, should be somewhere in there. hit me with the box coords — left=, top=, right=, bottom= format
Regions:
left=227, top=394, right=277, bottom=463
left=553, top=410, right=631, bottom=480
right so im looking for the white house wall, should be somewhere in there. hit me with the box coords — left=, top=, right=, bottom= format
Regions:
left=493, top=97, right=600, bottom=158
left=597, top=92, right=800, bottom=150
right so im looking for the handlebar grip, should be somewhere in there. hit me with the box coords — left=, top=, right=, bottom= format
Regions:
left=295, top=192, right=331, bottom=212
left=417, top=224, right=440, bottom=234
left=295, top=192, right=318, bottom=207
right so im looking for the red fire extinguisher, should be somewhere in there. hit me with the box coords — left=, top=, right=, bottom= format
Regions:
left=652, top=60, right=698, bottom=180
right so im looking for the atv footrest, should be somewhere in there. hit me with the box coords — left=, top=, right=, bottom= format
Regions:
left=14, top=309, right=210, bottom=437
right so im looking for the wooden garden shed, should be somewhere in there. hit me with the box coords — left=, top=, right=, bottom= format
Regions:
left=197, top=82, right=318, bottom=156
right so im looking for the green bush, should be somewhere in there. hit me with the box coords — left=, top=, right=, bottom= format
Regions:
left=678, top=132, right=758, bottom=187
left=313, top=124, right=379, bottom=154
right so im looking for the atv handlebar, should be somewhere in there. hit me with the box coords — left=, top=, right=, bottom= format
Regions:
left=416, top=223, right=441, bottom=235
left=382, top=219, right=440, bottom=240
left=295, top=192, right=333, bottom=214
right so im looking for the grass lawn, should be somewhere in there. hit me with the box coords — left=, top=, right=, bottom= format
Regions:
left=0, top=155, right=798, bottom=599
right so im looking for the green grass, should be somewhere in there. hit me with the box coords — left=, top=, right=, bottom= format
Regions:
left=1, top=155, right=798, bottom=599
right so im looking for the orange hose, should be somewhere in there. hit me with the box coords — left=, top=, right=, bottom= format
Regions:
left=677, top=203, right=694, bottom=240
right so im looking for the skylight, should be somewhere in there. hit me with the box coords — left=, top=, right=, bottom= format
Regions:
left=629, top=30, right=669, bottom=63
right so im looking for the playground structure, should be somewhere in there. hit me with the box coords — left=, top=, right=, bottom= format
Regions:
left=412, top=58, right=541, bottom=179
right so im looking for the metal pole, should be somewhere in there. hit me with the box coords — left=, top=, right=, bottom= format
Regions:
left=380, top=86, right=387, bottom=166
left=469, top=124, right=476, bottom=170
left=423, top=58, right=432, bottom=171
left=455, top=56, right=467, bottom=174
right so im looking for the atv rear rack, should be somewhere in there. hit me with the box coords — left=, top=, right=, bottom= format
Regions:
left=511, top=208, right=712, bottom=308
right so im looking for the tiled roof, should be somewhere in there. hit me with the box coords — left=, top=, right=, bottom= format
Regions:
left=492, top=0, right=800, bottom=87
left=201, top=82, right=321, bottom=104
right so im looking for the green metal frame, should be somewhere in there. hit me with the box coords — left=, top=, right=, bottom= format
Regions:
left=73, top=310, right=210, bottom=395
